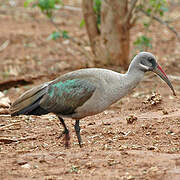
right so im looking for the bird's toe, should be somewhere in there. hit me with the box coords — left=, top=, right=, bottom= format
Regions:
left=57, top=129, right=70, bottom=147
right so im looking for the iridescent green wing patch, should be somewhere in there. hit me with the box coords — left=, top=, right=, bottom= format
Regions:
left=40, top=79, right=96, bottom=115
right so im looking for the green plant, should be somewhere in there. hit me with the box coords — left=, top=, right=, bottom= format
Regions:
left=93, top=0, right=101, bottom=28
left=24, top=0, right=68, bottom=40
left=80, top=0, right=101, bottom=30
left=24, top=0, right=63, bottom=17
left=47, top=30, right=69, bottom=40
left=69, top=165, right=79, bottom=173
left=134, top=35, right=152, bottom=51
left=146, top=0, right=168, bottom=16
left=134, top=0, right=168, bottom=51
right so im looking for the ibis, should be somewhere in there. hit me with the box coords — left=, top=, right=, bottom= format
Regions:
left=10, top=52, right=176, bottom=147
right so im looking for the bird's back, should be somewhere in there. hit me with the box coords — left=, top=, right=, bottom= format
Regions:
left=10, top=68, right=124, bottom=118
left=9, top=68, right=105, bottom=116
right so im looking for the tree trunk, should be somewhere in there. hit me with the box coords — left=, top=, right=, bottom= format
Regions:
left=101, top=0, right=130, bottom=69
left=82, top=0, right=131, bottom=69
left=82, top=0, right=100, bottom=54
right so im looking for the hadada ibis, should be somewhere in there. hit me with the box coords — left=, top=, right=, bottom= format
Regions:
left=10, top=52, right=176, bottom=147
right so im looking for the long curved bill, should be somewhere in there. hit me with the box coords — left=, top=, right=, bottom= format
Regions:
left=153, top=65, right=176, bottom=96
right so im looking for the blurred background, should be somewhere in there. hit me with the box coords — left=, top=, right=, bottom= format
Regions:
left=0, top=0, right=180, bottom=94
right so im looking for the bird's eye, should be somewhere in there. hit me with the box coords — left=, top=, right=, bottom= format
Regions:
left=147, top=57, right=156, bottom=67
left=148, top=57, right=154, bottom=63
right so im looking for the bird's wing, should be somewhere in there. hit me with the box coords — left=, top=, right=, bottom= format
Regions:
left=40, top=78, right=96, bottom=115
left=10, top=83, right=49, bottom=115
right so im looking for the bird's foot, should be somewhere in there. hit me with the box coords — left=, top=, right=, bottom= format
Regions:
left=58, top=129, right=70, bottom=148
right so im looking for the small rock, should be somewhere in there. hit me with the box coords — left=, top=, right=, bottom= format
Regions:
left=118, top=136, right=128, bottom=140
left=0, top=92, right=11, bottom=108
left=162, top=109, right=168, bottom=115
left=103, top=122, right=111, bottom=126
left=127, top=175, right=135, bottom=180
left=126, top=115, right=137, bottom=124
left=87, top=122, right=95, bottom=126
left=143, top=92, right=162, bottom=105
left=147, top=146, right=156, bottom=150
left=85, top=162, right=93, bottom=169
left=166, top=130, right=175, bottom=135
left=146, top=132, right=151, bottom=136
left=21, top=163, right=31, bottom=169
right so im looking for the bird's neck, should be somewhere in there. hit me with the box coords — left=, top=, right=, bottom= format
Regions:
left=105, top=69, right=145, bottom=106
left=123, top=67, right=145, bottom=92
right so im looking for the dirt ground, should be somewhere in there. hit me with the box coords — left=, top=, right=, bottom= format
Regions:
left=0, top=1, right=180, bottom=180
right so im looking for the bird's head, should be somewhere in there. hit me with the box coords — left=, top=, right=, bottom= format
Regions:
left=130, top=52, right=176, bottom=96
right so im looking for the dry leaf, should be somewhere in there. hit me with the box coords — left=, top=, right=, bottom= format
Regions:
left=143, top=92, right=162, bottom=105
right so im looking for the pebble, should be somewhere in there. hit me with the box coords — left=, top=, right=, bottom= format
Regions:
left=21, top=163, right=31, bottom=169
left=147, top=146, right=156, bottom=150
left=162, top=110, right=168, bottom=115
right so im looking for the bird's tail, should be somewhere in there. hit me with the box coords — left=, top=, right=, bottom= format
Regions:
left=10, top=83, right=49, bottom=116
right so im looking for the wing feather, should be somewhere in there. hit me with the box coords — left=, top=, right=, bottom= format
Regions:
left=10, top=83, right=49, bottom=115
left=40, top=79, right=96, bottom=115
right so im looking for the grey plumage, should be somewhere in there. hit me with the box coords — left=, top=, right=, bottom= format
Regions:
left=40, top=79, right=96, bottom=115
left=10, top=52, right=176, bottom=147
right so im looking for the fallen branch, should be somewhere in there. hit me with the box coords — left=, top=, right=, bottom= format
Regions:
left=0, top=77, right=33, bottom=91
left=0, top=74, right=47, bottom=91
left=0, top=138, right=17, bottom=144
left=140, top=9, right=180, bottom=41
left=0, top=122, right=21, bottom=131
left=0, top=136, right=37, bottom=144
left=18, top=136, right=37, bottom=141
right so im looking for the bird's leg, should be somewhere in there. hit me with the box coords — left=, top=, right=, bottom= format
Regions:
left=58, top=116, right=70, bottom=147
left=74, top=120, right=82, bottom=147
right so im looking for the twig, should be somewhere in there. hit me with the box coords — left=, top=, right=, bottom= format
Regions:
left=0, top=122, right=21, bottom=130
left=0, top=136, right=37, bottom=144
left=124, top=0, right=138, bottom=24
left=139, top=9, right=180, bottom=41
left=0, top=138, right=18, bottom=144
left=0, top=114, right=11, bottom=117
left=18, top=136, right=37, bottom=141
left=0, top=40, right=9, bottom=52
left=129, top=15, right=139, bottom=28
left=0, top=118, right=30, bottom=131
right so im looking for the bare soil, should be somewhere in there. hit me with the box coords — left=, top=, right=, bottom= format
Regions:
left=0, top=1, right=180, bottom=179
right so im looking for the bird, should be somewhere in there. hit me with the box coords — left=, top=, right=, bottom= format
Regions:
left=10, top=52, right=176, bottom=147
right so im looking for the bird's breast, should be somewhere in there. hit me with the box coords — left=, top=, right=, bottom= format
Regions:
left=72, top=76, right=126, bottom=119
